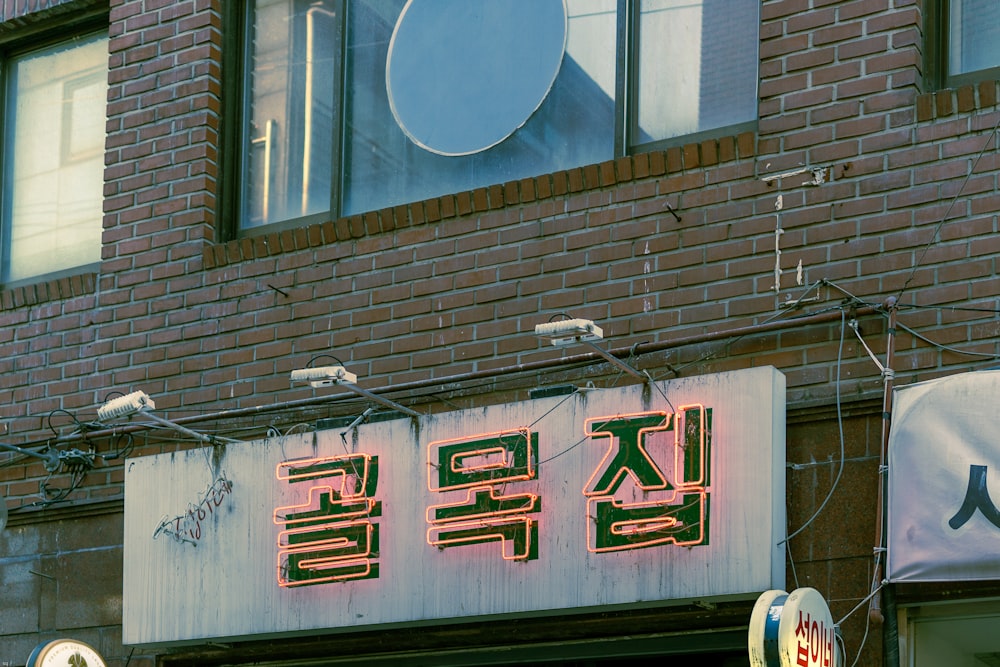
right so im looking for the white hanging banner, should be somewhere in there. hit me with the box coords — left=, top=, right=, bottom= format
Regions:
left=888, top=370, right=1000, bottom=582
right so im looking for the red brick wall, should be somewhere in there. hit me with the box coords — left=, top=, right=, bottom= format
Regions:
left=2, top=0, right=1000, bottom=664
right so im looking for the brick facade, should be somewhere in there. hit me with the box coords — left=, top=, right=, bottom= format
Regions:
left=1, top=0, right=998, bottom=665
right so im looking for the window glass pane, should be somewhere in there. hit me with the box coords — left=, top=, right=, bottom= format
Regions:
left=342, top=0, right=615, bottom=217
left=634, top=0, right=758, bottom=144
left=241, top=0, right=759, bottom=231
left=243, top=0, right=339, bottom=230
left=949, top=0, right=1000, bottom=76
left=4, top=33, right=107, bottom=283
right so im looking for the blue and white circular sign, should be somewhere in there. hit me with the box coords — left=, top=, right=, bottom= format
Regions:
left=749, top=587, right=841, bottom=667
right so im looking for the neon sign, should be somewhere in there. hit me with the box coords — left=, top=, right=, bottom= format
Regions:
left=128, top=368, right=787, bottom=646
left=274, top=454, right=380, bottom=587
left=426, top=428, right=540, bottom=561
left=582, top=405, right=710, bottom=552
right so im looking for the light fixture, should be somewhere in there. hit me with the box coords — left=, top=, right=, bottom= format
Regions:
left=290, top=365, right=422, bottom=417
left=533, top=318, right=646, bottom=380
left=534, top=318, right=603, bottom=345
left=97, top=391, right=156, bottom=421
left=289, top=366, right=358, bottom=388
left=98, top=391, right=240, bottom=445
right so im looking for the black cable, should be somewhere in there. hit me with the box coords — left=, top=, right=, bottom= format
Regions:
left=896, top=114, right=1000, bottom=303
left=781, top=307, right=848, bottom=544
left=898, top=302, right=1000, bottom=314
left=101, top=432, right=135, bottom=460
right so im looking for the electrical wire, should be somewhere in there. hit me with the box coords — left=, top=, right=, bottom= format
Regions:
left=823, top=277, right=1000, bottom=359
left=13, top=468, right=89, bottom=512
left=896, top=114, right=1000, bottom=303
left=787, top=512, right=801, bottom=590
left=101, top=432, right=135, bottom=460
left=895, top=320, right=1000, bottom=358
left=661, top=280, right=830, bottom=379
left=849, top=553, right=883, bottom=667
left=899, top=302, right=1000, bottom=314
left=780, top=307, right=848, bottom=545
left=7, top=288, right=867, bottom=454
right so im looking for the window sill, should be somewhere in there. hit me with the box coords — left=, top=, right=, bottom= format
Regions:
left=0, top=267, right=98, bottom=310
left=207, top=130, right=758, bottom=271
left=916, top=79, right=1000, bottom=122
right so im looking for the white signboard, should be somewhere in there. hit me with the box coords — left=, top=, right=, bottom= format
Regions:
left=123, top=367, right=785, bottom=648
left=889, top=370, right=1000, bottom=582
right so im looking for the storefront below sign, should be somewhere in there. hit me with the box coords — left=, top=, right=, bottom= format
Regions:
left=902, top=599, right=1000, bottom=666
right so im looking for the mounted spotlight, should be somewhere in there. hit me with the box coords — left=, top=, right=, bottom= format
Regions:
left=97, top=390, right=155, bottom=421
left=289, top=366, right=358, bottom=388
left=98, top=391, right=240, bottom=445
left=290, top=364, right=421, bottom=418
left=533, top=317, right=646, bottom=380
left=534, top=318, right=603, bottom=346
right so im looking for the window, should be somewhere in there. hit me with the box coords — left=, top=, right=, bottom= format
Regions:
left=929, top=0, right=1000, bottom=88
left=904, top=600, right=1000, bottom=666
left=947, top=0, right=1000, bottom=78
left=1, top=30, right=108, bottom=285
left=231, top=0, right=759, bottom=234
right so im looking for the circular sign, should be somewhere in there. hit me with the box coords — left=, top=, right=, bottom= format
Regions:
left=778, top=587, right=837, bottom=667
left=748, top=589, right=788, bottom=667
left=749, top=588, right=841, bottom=667
left=386, top=0, right=567, bottom=156
left=27, top=639, right=107, bottom=667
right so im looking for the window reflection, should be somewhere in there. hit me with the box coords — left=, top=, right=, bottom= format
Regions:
left=387, top=0, right=567, bottom=156
left=343, top=0, right=615, bottom=217
left=948, top=0, right=1000, bottom=77
left=4, top=33, right=107, bottom=282
left=240, top=0, right=758, bottom=230
left=244, top=0, right=338, bottom=228
left=635, top=0, right=758, bottom=143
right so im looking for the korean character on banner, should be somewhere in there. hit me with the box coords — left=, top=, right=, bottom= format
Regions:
left=583, top=406, right=711, bottom=553
left=274, top=454, right=380, bottom=587
left=426, top=428, right=540, bottom=561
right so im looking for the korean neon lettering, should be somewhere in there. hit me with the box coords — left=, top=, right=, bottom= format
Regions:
left=427, top=428, right=540, bottom=561
left=582, top=406, right=711, bottom=552
left=274, top=454, right=380, bottom=587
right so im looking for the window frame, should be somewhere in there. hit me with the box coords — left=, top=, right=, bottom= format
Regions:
left=219, top=0, right=759, bottom=242
left=0, top=8, right=109, bottom=289
left=925, top=0, right=1000, bottom=91
left=622, top=0, right=758, bottom=156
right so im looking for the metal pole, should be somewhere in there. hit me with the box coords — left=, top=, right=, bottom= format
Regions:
left=869, top=296, right=899, bottom=667
left=0, top=441, right=60, bottom=471
left=141, top=412, right=242, bottom=445
left=37, top=305, right=877, bottom=448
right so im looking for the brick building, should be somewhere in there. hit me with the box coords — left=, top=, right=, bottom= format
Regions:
left=2, top=0, right=1000, bottom=665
